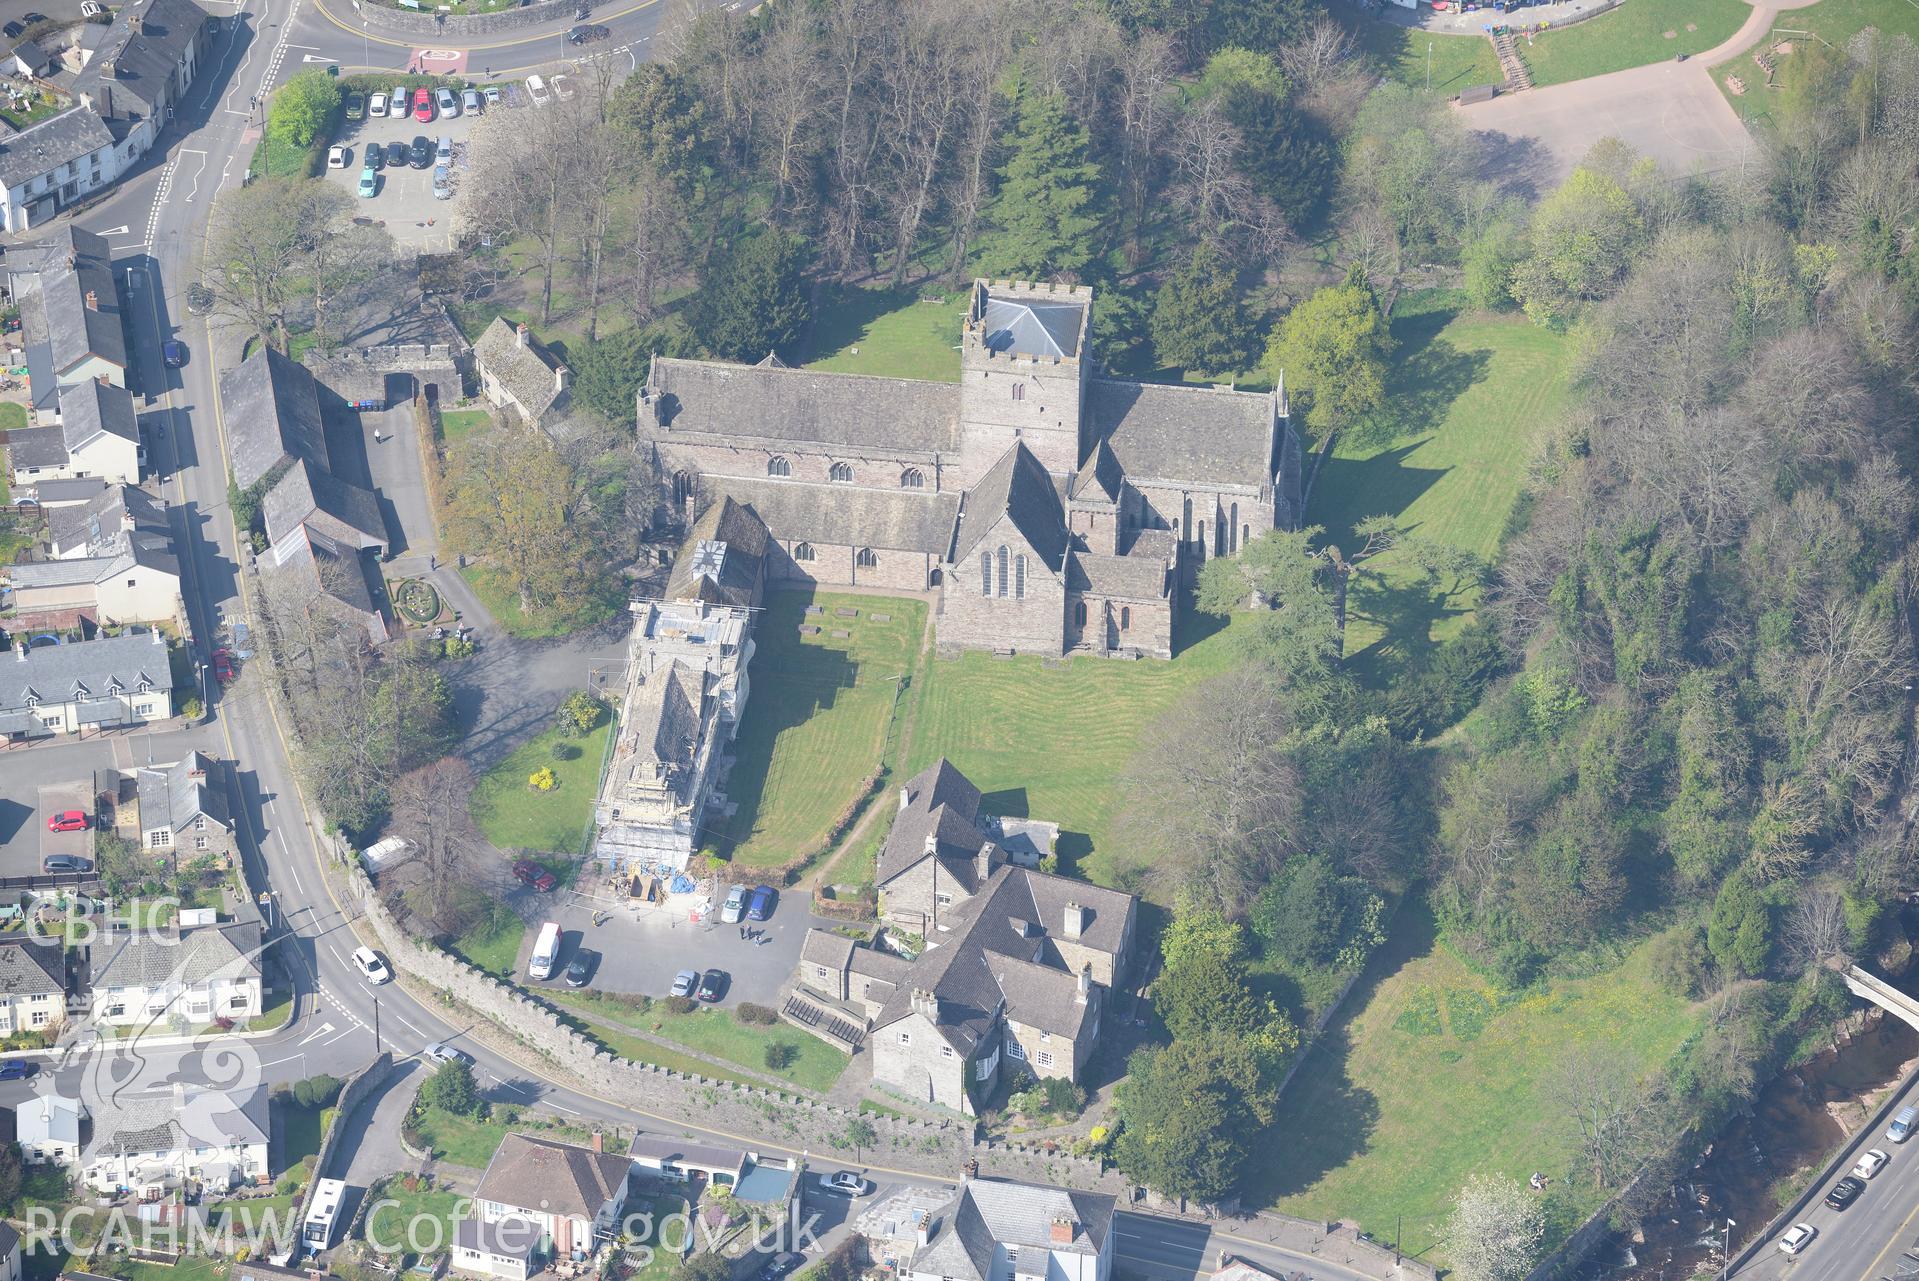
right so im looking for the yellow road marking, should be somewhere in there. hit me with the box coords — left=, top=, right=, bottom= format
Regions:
left=1854, top=1195, right=1919, bottom=1281
left=304, top=0, right=661, bottom=59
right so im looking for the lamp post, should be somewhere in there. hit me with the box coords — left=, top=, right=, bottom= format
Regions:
left=1428, top=40, right=1433, bottom=91
left=1721, top=1217, right=1737, bottom=1281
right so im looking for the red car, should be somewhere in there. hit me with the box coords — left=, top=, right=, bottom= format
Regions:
left=46, top=810, right=88, bottom=833
left=212, top=649, right=235, bottom=683
left=412, top=87, right=435, bottom=123
left=512, top=860, right=557, bottom=892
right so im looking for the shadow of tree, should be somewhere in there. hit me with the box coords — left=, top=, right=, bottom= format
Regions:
left=1342, top=564, right=1482, bottom=685
left=1346, top=303, right=1495, bottom=455
left=1313, top=443, right=1452, bottom=550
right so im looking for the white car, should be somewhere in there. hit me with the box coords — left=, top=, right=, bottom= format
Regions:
left=1777, top=1224, right=1816, bottom=1256
left=551, top=73, right=575, bottom=100
left=525, top=74, right=550, bottom=107
left=326, top=145, right=348, bottom=169
left=368, top=91, right=389, bottom=117
left=390, top=86, right=410, bottom=118
left=423, top=1041, right=473, bottom=1066
left=818, top=1171, right=867, bottom=1196
left=352, top=946, right=391, bottom=985
left=721, top=884, right=747, bottom=924
left=1854, top=1148, right=1890, bottom=1179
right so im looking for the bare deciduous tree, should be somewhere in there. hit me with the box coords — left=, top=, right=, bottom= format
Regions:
left=1785, top=887, right=1851, bottom=968
left=1550, top=1046, right=1672, bottom=1189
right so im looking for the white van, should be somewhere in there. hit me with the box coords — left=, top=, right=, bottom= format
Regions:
left=528, top=921, right=562, bottom=980
left=525, top=74, right=550, bottom=107
left=1890, top=1105, right=1917, bottom=1143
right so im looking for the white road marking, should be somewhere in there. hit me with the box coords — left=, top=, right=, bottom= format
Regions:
left=297, top=1020, right=337, bottom=1046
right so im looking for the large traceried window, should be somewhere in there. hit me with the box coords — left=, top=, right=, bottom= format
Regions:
left=856, top=547, right=877, bottom=569
left=793, top=542, right=815, bottom=562
left=829, top=461, right=853, bottom=482
left=901, top=468, right=924, bottom=489
left=767, top=455, right=791, bottom=477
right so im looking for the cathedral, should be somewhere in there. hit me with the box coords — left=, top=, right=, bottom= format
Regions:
left=638, top=279, right=1303, bottom=658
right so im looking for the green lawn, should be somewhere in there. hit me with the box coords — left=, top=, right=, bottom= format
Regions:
left=1713, top=0, right=1919, bottom=113
left=365, top=1186, right=464, bottom=1258
left=1356, top=20, right=1503, bottom=93
left=900, top=612, right=1240, bottom=891
left=278, top=1100, right=328, bottom=1168
left=626, top=1192, right=692, bottom=1279
left=458, top=563, right=625, bottom=639
left=559, top=1003, right=766, bottom=1085
left=807, top=288, right=967, bottom=382
left=1310, top=290, right=1572, bottom=683
left=720, top=591, right=926, bottom=869
left=554, top=990, right=848, bottom=1093
left=469, top=720, right=613, bottom=855
left=0, top=403, right=26, bottom=433
left=448, top=902, right=527, bottom=976
left=1515, top=0, right=1752, bottom=85
left=439, top=408, right=493, bottom=443
left=1260, top=906, right=1704, bottom=1261
left=407, top=1105, right=513, bottom=1168
left=209, top=1193, right=302, bottom=1242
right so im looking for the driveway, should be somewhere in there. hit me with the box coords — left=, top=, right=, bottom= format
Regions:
left=36, top=781, right=93, bottom=871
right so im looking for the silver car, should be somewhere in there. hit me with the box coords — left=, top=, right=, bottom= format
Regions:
left=389, top=86, right=409, bottom=118
left=436, top=86, right=459, bottom=117
left=670, top=969, right=699, bottom=998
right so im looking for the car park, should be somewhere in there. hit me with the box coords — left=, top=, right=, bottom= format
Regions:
left=423, top=1042, right=473, bottom=1065
left=412, top=87, right=434, bottom=123
left=1777, top=1224, right=1816, bottom=1256
left=162, top=340, right=186, bottom=368
left=747, top=886, right=776, bottom=921
left=564, top=948, right=599, bottom=987
left=697, top=968, right=727, bottom=1002
left=512, top=860, right=558, bottom=892
left=345, top=92, right=365, bottom=120
left=1825, top=1175, right=1866, bottom=1210
left=352, top=946, right=392, bottom=984
left=0, top=1060, right=35, bottom=1081
left=671, top=969, right=699, bottom=998
left=1854, top=1148, right=1890, bottom=1179
left=526, top=75, right=550, bottom=107
left=410, top=136, right=433, bottom=168
left=436, top=86, right=459, bottom=117
left=384, top=140, right=407, bottom=168
left=721, top=885, right=747, bottom=923
left=462, top=88, right=483, bottom=114
left=357, top=168, right=378, bottom=198
left=390, top=86, right=410, bottom=117
left=46, top=810, right=87, bottom=833
left=42, top=855, right=92, bottom=873
left=327, top=145, right=349, bottom=168
left=817, top=1172, right=867, bottom=1196
left=369, top=91, right=389, bottom=116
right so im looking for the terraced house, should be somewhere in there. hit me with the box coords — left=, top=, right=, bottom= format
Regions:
left=88, top=920, right=262, bottom=1029
left=0, top=938, right=68, bottom=1038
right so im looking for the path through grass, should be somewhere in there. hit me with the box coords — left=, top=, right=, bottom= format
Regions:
left=469, top=720, right=613, bottom=855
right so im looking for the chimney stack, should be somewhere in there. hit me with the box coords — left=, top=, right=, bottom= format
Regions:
left=515, top=323, right=531, bottom=349
left=84, top=290, right=98, bottom=310
left=590, top=1130, right=604, bottom=1153
left=976, top=841, right=995, bottom=884
left=129, top=10, right=143, bottom=34
left=915, top=1215, right=936, bottom=1248
left=1076, top=964, right=1090, bottom=1004
left=1049, top=1218, right=1075, bottom=1246
left=1063, top=901, right=1086, bottom=940
left=15, top=643, right=26, bottom=661
left=555, top=363, right=571, bottom=396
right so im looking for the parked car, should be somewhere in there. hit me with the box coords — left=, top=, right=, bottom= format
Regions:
left=42, top=855, right=92, bottom=873
left=551, top=74, right=576, bottom=100
left=525, top=74, right=550, bottom=107
left=213, top=649, right=235, bottom=682
left=484, top=85, right=502, bottom=106
left=432, top=166, right=452, bottom=200
left=758, top=1254, right=804, bottom=1281
left=0, top=1060, right=35, bottom=1081
left=384, top=140, right=407, bottom=168
left=366, top=143, right=386, bottom=171
left=412, top=87, right=434, bottom=123
left=390, top=85, right=410, bottom=118
left=435, top=85, right=459, bottom=117
left=45, top=810, right=88, bottom=833
left=436, top=135, right=453, bottom=163
left=162, top=340, right=186, bottom=369
left=1777, top=1224, right=1816, bottom=1257
left=512, top=860, right=557, bottom=892
left=1825, top=1175, right=1866, bottom=1211
left=2, top=23, right=22, bottom=38
left=746, top=885, right=776, bottom=921
left=567, top=22, right=610, bottom=42
left=817, top=1172, right=867, bottom=1196
left=423, top=1042, right=473, bottom=1066
left=369, top=91, right=389, bottom=116
left=721, top=884, right=747, bottom=924
left=670, top=969, right=699, bottom=998
left=352, top=946, right=392, bottom=985
left=344, top=92, right=365, bottom=120
left=564, top=948, right=599, bottom=987
left=1855, top=1148, right=1890, bottom=1179
left=326, top=145, right=349, bottom=168
left=696, top=969, right=727, bottom=1002
left=462, top=88, right=483, bottom=114
left=357, top=167, right=378, bottom=198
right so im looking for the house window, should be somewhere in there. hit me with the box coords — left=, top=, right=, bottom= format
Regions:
left=106, top=1004, right=125, bottom=1018
left=29, top=1011, right=46, bottom=1027
left=1036, top=1051, right=1054, bottom=1068
left=829, top=462, right=853, bottom=483
left=194, top=837, right=208, bottom=850
left=1006, top=1039, right=1025, bottom=1060
left=1012, top=384, right=1025, bottom=402
left=768, top=456, right=791, bottom=477
left=898, top=1031, right=911, bottom=1046
left=152, top=830, right=171, bottom=848
left=935, top=892, right=953, bottom=906
left=793, top=542, right=815, bottom=563
left=941, top=1045, right=954, bottom=1058
left=1014, top=555, right=1026, bottom=600
left=815, top=966, right=828, bottom=979
left=1073, top=601, right=1087, bottom=627
left=901, top=468, right=924, bottom=489
left=126, top=578, right=136, bottom=587
left=996, top=546, right=1009, bottom=598
left=195, top=816, right=207, bottom=831
left=979, top=552, right=991, bottom=596
left=856, top=547, right=877, bottom=569
left=1120, top=606, right=1130, bottom=630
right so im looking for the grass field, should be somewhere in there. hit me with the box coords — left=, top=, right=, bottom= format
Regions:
left=555, top=991, right=848, bottom=1092
left=279, top=1100, right=329, bottom=1169
left=448, top=902, right=527, bottom=976
left=407, top=1104, right=513, bottom=1168
left=807, top=288, right=967, bottom=382
left=719, top=591, right=926, bottom=869
left=1310, top=290, right=1572, bottom=683
left=438, top=408, right=492, bottom=443
left=900, top=612, right=1240, bottom=890
left=469, top=720, right=614, bottom=855
left=365, top=1185, right=464, bottom=1257
left=1261, top=906, right=1704, bottom=1258
left=1517, top=0, right=1751, bottom=86
left=459, top=563, right=624, bottom=639
left=1356, top=19, right=1503, bottom=93
left=1712, top=0, right=1919, bottom=115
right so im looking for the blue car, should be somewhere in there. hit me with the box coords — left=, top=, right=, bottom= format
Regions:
left=0, top=1060, right=35, bottom=1081
left=746, top=885, right=776, bottom=922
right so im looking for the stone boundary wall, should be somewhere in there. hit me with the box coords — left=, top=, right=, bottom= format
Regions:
left=303, top=344, right=466, bottom=405
left=293, top=1052, right=396, bottom=1227
left=356, top=0, right=576, bottom=37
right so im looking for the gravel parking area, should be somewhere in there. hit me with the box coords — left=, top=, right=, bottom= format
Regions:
left=325, top=91, right=485, bottom=254
left=36, top=781, right=92, bottom=870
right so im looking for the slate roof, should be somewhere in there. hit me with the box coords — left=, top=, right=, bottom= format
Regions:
left=136, top=751, right=230, bottom=839
left=0, top=106, right=114, bottom=191
left=60, top=377, right=139, bottom=456
left=950, top=443, right=1068, bottom=570
left=269, top=525, right=388, bottom=641
left=476, top=1133, right=633, bottom=1220
left=23, top=477, right=110, bottom=506
left=90, top=921, right=262, bottom=991
left=85, top=1084, right=268, bottom=1160
left=665, top=496, right=768, bottom=610
left=1066, top=551, right=1167, bottom=602
left=5, top=424, right=69, bottom=468
left=1087, top=379, right=1276, bottom=488
left=473, top=317, right=568, bottom=423
left=979, top=297, right=1085, bottom=360
left=262, top=459, right=387, bottom=551
left=72, top=0, right=208, bottom=121
left=1067, top=439, right=1122, bottom=506
left=910, top=1179, right=1114, bottom=1281
left=41, top=228, right=127, bottom=377
left=0, top=631, right=173, bottom=711
left=647, top=356, right=962, bottom=456
left=456, top=1216, right=541, bottom=1262
left=703, top=476, right=961, bottom=558
left=628, top=1132, right=747, bottom=1176
left=48, top=483, right=169, bottom=558
left=219, top=348, right=329, bottom=492
left=800, top=928, right=855, bottom=972
left=0, top=938, right=64, bottom=996
left=900, top=758, right=982, bottom=818
left=875, top=801, right=987, bottom=890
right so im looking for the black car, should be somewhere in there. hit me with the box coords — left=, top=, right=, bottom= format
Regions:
left=1825, top=1175, right=1867, bottom=1210
left=567, top=22, right=610, bottom=42
left=758, top=1254, right=803, bottom=1281
left=2, top=22, right=22, bottom=38
left=185, top=282, right=214, bottom=316
left=696, top=968, right=727, bottom=1003
left=384, top=140, right=407, bottom=168
left=409, top=135, right=433, bottom=169
left=564, top=948, right=599, bottom=988
left=366, top=143, right=386, bottom=171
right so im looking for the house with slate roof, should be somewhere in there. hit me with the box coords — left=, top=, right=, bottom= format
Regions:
left=81, top=1081, right=268, bottom=1194
left=902, top=1179, right=1114, bottom=1281
left=789, top=759, right=1135, bottom=1113
left=643, top=279, right=1301, bottom=659
left=473, top=318, right=571, bottom=428
left=135, top=751, right=234, bottom=862
left=88, top=921, right=262, bottom=1029
left=453, top=1133, right=635, bottom=1279
left=4, top=367, right=141, bottom=488
left=0, top=628, right=174, bottom=741
left=0, top=937, right=67, bottom=1038
left=5, top=484, right=182, bottom=626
